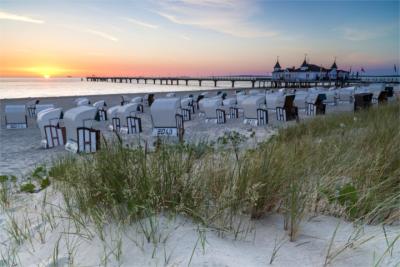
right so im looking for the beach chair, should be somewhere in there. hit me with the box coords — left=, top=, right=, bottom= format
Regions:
left=25, top=99, right=40, bottom=117
left=222, top=98, right=239, bottom=119
left=5, top=105, right=28, bottom=129
left=36, top=104, right=56, bottom=114
left=201, top=97, right=225, bottom=123
left=118, top=103, right=143, bottom=134
left=337, top=87, right=355, bottom=103
left=93, top=100, right=107, bottom=121
left=107, top=105, right=123, bottom=132
left=150, top=98, right=184, bottom=139
left=306, top=92, right=326, bottom=116
left=354, top=93, right=373, bottom=111
left=63, top=106, right=99, bottom=153
left=74, top=97, right=90, bottom=106
left=130, top=97, right=144, bottom=112
left=37, top=108, right=65, bottom=148
left=242, top=95, right=267, bottom=126
left=266, top=93, right=298, bottom=121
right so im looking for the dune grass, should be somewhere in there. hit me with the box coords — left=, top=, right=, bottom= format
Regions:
left=49, top=103, right=400, bottom=241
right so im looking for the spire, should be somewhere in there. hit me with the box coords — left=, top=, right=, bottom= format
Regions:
left=331, top=58, right=338, bottom=69
left=301, top=53, right=308, bottom=68
left=274, top=56, right=281, bottom=70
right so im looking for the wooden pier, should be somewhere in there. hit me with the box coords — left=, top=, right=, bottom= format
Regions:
left=86, top=75, right=399, bottom=88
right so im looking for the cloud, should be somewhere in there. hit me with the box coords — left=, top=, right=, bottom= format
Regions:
left=153, top=0, right=277, bottom=38
left=123, top=17, right=159, bottom=29
left=337, top=25, right=394, bottom=41
left=84, top=29, right=119, bottom=42
left=0, top=10, right=44, bottom=24
left=180, top=34, right=191, bottom=41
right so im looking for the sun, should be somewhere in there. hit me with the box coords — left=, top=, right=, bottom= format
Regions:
left=43, top=74, right=51, bottom=79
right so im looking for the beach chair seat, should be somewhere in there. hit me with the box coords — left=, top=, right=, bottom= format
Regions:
left=151, top=98, right=183, bottom=138
left=5, top=105, right=27, bottom=129
left=306, top=93, right=326, bottom=116
left=201, top=97, right=223, bottom=123
left=64, top=106, right=99, bottom=153
left=37, top=108, right=65, bottom=148
left=242, top=95, right=267, bottom=126
left=354, top=93, right=373, bottom=111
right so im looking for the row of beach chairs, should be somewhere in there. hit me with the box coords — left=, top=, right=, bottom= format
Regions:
left=2, top=84, right=396, bottom=153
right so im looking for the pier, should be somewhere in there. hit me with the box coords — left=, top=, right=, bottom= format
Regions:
left=86, top=75, right=400, bottom=88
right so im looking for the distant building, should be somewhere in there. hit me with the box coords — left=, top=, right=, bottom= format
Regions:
left=272, top=57, right=349, bottom=82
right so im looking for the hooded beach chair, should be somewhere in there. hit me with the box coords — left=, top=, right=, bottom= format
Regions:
left=180, top=97, right=194, bottom=121
left=93, top=100, right=107, bottom=121
left=37, top=108, right=65, bottom=148
left=25, top=99, right=40, bottom=117
left=305, top=91, right=327, bottom=116
left=130, top=97, right=144, bottom=112
left=144, top=94, right=155, bottom=106
left=166, top=92, right=176, bottom=98
left=200, top=97, right=225, bottom=123
left=5, top=105, right=27, bottom=129
left=242, top=95, right=268, bottom=126
left=118, top=103, right=143, bottom=134
left=150, top=98, right=184, bottom=138
left=107, top=105, right=123, bottom=132
left=266, top=92, right=298, bottom=121
left=36, top=104, right=56, bottom=114
left=63, top=106, right=99, bottom=153
left=120, top=95, right=131, bottom=105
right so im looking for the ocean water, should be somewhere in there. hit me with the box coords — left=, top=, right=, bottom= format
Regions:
left=0, top=78, right=253, bottom=99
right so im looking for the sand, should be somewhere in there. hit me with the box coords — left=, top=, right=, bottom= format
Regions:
left=1, top=89, right=399, bottom=266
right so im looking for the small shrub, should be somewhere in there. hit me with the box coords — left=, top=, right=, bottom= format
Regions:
left=20, top=183, right=36, bottom=193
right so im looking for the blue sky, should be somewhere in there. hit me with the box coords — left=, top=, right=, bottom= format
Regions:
left=0, top=0, right=399, bottom=76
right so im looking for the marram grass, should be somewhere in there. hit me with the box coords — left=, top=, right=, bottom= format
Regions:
left=49, top=103, right=400, bottom=241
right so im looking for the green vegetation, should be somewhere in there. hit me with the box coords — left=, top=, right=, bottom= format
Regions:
left=49, top=103, right=400, bottom=241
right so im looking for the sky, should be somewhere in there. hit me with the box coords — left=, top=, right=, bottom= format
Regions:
left=0, top=0, right=399, bottom=77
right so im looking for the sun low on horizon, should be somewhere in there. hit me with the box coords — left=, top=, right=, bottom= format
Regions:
left=0, top=0, right=399, bottom=77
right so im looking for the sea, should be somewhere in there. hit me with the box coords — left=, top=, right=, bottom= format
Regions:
left=0, top=78, right=252, bottom=99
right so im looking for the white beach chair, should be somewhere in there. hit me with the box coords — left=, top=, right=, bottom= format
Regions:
left=166, top=92, right=176, bottom=98
left=25, top=99, right=40, bottom=117
left=201, top=97, right=225, bottom=123
left=5, top=105, right=28, bottom=129
left=37, top=108, right=64, bottom=148
left=242, top=95, right=267, bottom=126
left=181, top=97, right=194, bottom=121
left=150, top=98, right=184, bottom=138
left=118, top=103, right=143, bottom=134
left=107, top=105, right=123, bottom=132
left=93, top=100, right=107, bottom=121
left=63, top=106, right=99, bottom=153
left=337, top=87, right=355, bottom=103
left=266, top=92, right=297, bottom=121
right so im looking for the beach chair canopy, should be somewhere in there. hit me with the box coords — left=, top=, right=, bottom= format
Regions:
left=166, top=92, right=176, bottom=98
left=236, top=94, right=248, bottom=106
left=294, top=92, right=308, bottom=109
left=181, top=97, right=193, bottom=108
left=63, top=106, right=97, bottom=141
left=201, top=97, right=223, bottom=119
left=36, top=104, right=55, bottom=114
left=266, top=92, right=286, bottom=109
left=117, top=103, right=141, bottom=123
left=223, top=97, right=237, bottom=107
left=107, top=105, right=122, bottom=119
left=242, top=95, right=265, bottom=119
left=151, top=98, right=181, bottom=128
left=5, top=105, right=27, bottom=127
left=130, top=96, right=143, bottom=104
left=93, top=100, right=106, bottom=109
left=37, top=108, right=63, bottom=139
left=74, top=97, right=90, bottom=106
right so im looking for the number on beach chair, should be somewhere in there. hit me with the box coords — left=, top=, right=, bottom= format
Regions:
left=216, top=109, right=226, bottom=124
left=126, top=116, right=142, bottom=134
left=257, top=108, right=268, bottom=125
